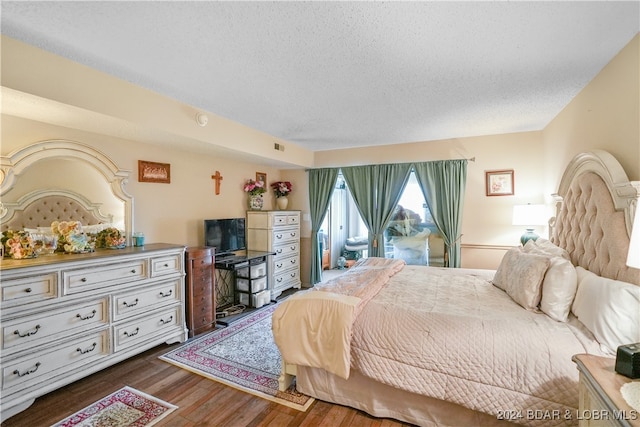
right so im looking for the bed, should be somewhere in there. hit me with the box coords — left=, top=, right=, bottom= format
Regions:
left=272, top=150, right=640, bottom=427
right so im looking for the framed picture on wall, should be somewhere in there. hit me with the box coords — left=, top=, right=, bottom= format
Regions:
left=138, top=160, right=171, bottom=184
left=485, top=169, right=514, bottom=196
left=256, top=172, right=267, bottom=185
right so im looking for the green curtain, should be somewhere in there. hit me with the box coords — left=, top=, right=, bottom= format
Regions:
left=342, top=163, right=412, bottom=257
left=413, top=159, right=468, bottom=267
left=308, top=168, right=339, bottom=284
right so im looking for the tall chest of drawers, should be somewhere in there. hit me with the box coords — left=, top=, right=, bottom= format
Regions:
left=185, top=246, right=216, bottom=338
left=0, top=243, right=187, bottom=420
left=246, top=211, right=301, bottom=299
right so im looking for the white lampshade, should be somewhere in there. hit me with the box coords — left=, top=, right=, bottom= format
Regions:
left=512, top=204, right=548, bottom=226
left=627, top=206, right=640, bottom=268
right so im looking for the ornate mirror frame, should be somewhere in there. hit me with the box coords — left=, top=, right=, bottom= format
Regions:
left=0, top=140, right=133, bottom=244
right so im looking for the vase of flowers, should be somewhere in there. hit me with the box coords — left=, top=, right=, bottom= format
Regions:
left=271, top=181, right=292, bottom=210
left=244, top=179, right=266, bottom=210
left=1, top=230, right=38, bottom=259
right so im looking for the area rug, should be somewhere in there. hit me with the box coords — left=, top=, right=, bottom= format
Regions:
left=159, top=303, right=314, bottom=411
left=51, top=386, right=177, bottom=427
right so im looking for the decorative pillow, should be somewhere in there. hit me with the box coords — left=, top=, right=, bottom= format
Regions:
left=572, top=266, right=640, bottom=354
left=523, top=241, right=578, bottom=322
left=493, top=248, right=550, bottom=310
left=523, top=238, right=570, bottom=259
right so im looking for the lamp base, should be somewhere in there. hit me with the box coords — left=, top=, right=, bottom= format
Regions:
left=520, top=229, right=539, bottom=246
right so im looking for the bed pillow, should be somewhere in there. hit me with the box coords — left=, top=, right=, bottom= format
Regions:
left=522, top=241, right=577, bottom=322
left=493, top=248, right=550, bottom=310
left=523, top=238, right=570, bottom=259
left=572, top=266, right=640, bottom=354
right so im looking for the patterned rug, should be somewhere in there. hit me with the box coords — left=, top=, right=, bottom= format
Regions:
left=51, top=386, right=177, bottom=427
left=159, top=303, right=314, bottom=411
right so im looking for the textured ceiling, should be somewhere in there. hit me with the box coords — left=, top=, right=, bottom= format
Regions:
left=1, top=1, right=639, bottom=152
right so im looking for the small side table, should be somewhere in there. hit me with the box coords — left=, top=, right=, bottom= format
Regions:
left=572, top=354, right=639, bottom=427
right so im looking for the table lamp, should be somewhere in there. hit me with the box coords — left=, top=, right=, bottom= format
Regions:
left=512, top=204, right=548, bottom=246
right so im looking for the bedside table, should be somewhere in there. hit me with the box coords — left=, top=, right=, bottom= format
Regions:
left=573, top=354, right=639, bottom=427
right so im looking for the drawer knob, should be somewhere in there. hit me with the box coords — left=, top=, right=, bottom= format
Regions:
left=81, top=278, right=88, bottom=283
left=14, top=324, right=40, bottom=338
left=76, top=310, right=97, bottom=320
left=13, top=362, right=41, bottom=377
left=77, top=342, right=97, bottom=354
left=124, top=327, right=140, bottom=337
left=159, top=289, right=173, bottom=297
left=164, top=263, right=169, bottom=267
left=123, top=298, right=139, bottom=308
left=25, top=287, right=32, bottom=293
left=130, top=269, right=137, bottom=274
left=160, top=315, right=174, bottom=325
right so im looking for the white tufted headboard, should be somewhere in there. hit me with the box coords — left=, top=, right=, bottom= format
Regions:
left=550, top=150, right=639, bottom=286
left=1, top=189, right=113, bottom=232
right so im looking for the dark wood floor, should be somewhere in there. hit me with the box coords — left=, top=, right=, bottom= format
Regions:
left=1, top=341, right=412, bottom=427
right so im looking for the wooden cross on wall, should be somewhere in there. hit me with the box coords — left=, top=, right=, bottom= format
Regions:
left=211, top=171, right=223, bottom=195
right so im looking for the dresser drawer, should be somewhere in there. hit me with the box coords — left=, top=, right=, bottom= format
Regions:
left=2, top=329, right=109, bottom=394
left=113, top=306, right=181, bottom=352
left=273, top=255, right=299, bottom=275
left=272, top=228, right=299, bottom=245
left=112, top=279, right=181, bottom=321
left=2, top=299, right=108, bottom=354
left=63, top=259, right=147, bottom=293
left=151, top=253, right=182, bottom=277
left=274, top=268, right=300, bottom=290
left=1, top=273, right=58, bottom=308
left=273, top=242, right=299, bottom=260
left=272, top=214, right=300, bottom=228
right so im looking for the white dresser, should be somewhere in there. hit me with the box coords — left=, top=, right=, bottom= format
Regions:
left=0, top=243, right=187, bottom=420
left=246, top=211, right=301, bottom=299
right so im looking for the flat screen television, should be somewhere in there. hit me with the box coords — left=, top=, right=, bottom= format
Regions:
left=204, top=218, right=246, bottom=257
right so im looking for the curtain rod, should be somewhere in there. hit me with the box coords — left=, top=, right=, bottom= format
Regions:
left=305, top=157, right=475, bottom=171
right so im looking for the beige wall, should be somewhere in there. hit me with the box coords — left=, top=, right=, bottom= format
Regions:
left=2, top=34, right=638, bottom=279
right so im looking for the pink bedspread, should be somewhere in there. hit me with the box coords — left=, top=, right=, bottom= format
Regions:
left=273, top=261, right=607, bottom=426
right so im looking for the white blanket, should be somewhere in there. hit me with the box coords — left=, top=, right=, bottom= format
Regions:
left=272, top=258, right=405, bottom=379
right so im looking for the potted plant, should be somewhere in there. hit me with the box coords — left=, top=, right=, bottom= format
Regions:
left=271, top=181, right=292, bottom=210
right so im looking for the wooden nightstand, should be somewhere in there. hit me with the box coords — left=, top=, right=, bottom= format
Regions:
left=573, top=354, right=639, bottom=427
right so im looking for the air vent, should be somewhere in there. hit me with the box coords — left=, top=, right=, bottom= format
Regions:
left=274, top=142, right=285, bottom=152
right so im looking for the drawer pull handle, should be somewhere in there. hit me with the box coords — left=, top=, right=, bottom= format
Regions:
left=81, top=278, right=88, bottom=282
left=276, top=234, right=283, bottom=239
left=123, top=298, right=139, bottom=308
left=290, top=246, right=295, bottom=250
left=290, top=233, right=297, bottom=237
left=13, top=362, right=41, bottom=377
left=14, top=324, right=40, bottom=337
left=160, top=315, right=174, bottom=325
left=159, top=289, right=173, bottom=297
left=25, top=287, right=32, bottom=293
left=77, top=342, right=97, bottom=354
left=276, top=249, right=283, bottom=254
left=124, top=327, right=140, bottom=337
left=76, top=310, right=97, bottom=320
left=276, top=263, right=283, bottom=268
left=290, top=259, right=296, bottom=264
left=290, top=273, right=296, bottom=278
left=130, top=269, right=137, bottom=274
left=277, top=277, right=283, bottom=283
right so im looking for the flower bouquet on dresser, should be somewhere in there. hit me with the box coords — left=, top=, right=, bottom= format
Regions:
left=244, top=179, right=266, bottom=210
left=51, top=221, right=94, bottom=253
left=1, top=230, right=38, bottom=259
left=96, top=227, right=126, bottom=249
left=271, top=181, right=292, bottom=210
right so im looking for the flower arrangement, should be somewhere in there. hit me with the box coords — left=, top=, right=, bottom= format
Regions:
left=1, top=230, right=37, bottom=259
left=51, top=220, right=93, bottom=253
left=96, top=227, right=126, bottom=249
left=243, top=179, right=266, bottom=196
left=271, top=181, right=292, bottom=198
